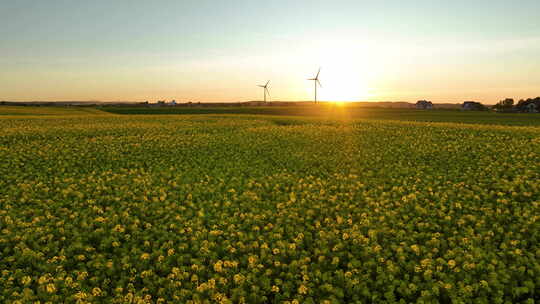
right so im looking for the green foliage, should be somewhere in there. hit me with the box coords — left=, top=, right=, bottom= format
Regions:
left=0, top=115, right=539, bottom=303
left=494, top=99, right=515, bottom=113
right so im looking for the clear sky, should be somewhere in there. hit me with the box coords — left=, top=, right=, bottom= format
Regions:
left=1, top=0, right=539, bottom=103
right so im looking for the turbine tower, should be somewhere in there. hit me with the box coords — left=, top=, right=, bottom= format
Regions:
left=308, top=68, right=322, bottom=103
left=258, top=80, right=270, bottom=102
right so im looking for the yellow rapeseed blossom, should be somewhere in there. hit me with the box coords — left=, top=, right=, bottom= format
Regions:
left=21, top=276, right=32, bottom=285
left=214, top=260, right=224, bottom=272
left=46, top=283, right=56, bottom=294
left=410, top=245, right=420, bottom=255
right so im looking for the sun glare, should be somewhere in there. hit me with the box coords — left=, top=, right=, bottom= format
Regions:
left=318, top=69, right=372, bottom=102
left=307, top=39, right=377, bottom=102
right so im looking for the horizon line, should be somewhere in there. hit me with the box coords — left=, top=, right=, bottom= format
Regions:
left=0, top=100, right=506, bottom=106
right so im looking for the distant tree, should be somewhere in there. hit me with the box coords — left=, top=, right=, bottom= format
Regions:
left=502, top=98, right=514, bottom=107
left=416, top=100, right=433, bottom=109
left=494, top=98, right=514, bottom=112
left=462, top=101, right=487, bottom=111
left=515, top=97, right=540, bottom=113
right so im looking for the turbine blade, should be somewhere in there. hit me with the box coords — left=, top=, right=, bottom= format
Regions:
left=316, top=67, right=321, bottom=79
left=265, top=88, right=271, bottom=97
left=317, top=80, right=322, bottom=88
left=266, top=80, right=270, bottom=87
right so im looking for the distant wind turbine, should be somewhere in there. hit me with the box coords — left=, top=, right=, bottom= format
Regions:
left=258, top=80, right=270, bottom=102
left=308, top=68, right=322, bottom=103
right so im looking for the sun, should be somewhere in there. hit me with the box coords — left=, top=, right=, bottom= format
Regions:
left=318, top=68, right=372, bottom=102
left=305, top=38, right=377, bottom=102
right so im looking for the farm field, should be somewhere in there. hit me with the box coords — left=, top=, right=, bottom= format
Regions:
left=0, top=108, right=539, bottom=303
left=0, top=106, right=107, bottom=116
left=99, top=105, right=540, bottom=127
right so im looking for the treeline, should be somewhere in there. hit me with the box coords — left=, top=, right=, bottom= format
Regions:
left=493, top=97, right=540, bottom=113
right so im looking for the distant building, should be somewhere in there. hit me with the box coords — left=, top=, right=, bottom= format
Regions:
left=515, top=97, right=540, bottom=113
left=462, top=101, right=486, bottom=111
left=169, top=100, right=177, bottom=106
left=526, top=103, right=538, bottom=113
left=416, top=100, right=433, bottom=109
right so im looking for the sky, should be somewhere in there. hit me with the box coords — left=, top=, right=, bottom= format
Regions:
left=1, top=0, right=539, bottom=104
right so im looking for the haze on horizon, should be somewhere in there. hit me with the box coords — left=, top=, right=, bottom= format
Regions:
left=1, top=0, right=539, bottom=104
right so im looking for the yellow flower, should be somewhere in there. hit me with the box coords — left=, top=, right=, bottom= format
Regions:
left=140, top=253, right=150, bottom=260
left=46, top=283, right=56, bottom=294
left=65, top=276, right=74, bottom=286
left=214, top=261, right=224, bottom=272
left=298, top=284, right=308, bottom=294
left=38, top=275, right=49, bottom=285
left=75, top=291, right=88, bottom=299
left=21, top=276, right=32, bottom=285
left=92, top=287, right=102, bottom=296
left=448, top=260, right=456, bottom=268
left=233, top=274, right=244, bottom=284
left=196, top=283, right=208, bottom=292
left=77, top=271, right=88, bottom=281
left=420, top=259, right=432, bottom=268
left=113, top=224, right=125, bottom=233
left=272, top=248, right=280, bottom=255
left=271, top=285, right=280, bottom=293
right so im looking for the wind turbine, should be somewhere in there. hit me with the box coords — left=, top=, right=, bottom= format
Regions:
left=258, top=80, right=270, bottom=102
left=308, top=68, right=322, bottom=103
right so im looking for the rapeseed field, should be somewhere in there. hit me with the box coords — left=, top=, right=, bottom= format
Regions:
left=0, top=112, right=538, bottom=303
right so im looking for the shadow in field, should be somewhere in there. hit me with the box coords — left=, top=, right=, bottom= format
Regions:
left=269, top=118, right=312, bottom=126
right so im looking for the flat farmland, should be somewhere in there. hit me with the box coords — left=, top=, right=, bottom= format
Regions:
left=0, top=108, right=539, bottom=303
